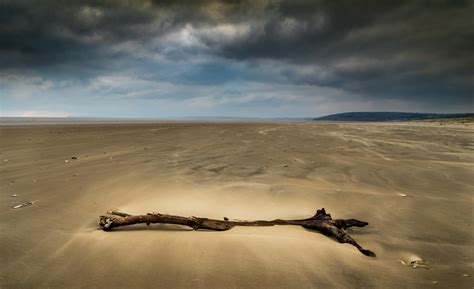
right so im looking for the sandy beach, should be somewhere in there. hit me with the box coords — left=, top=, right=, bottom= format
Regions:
left=1, top=121, right=472, bottom=289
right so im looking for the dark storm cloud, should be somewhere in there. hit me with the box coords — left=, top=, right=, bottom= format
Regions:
left=202, top=0, right=473, bottom=101
left=1, top=0, right=154, bottom=69
left=0, top=0, right=472, bottom=110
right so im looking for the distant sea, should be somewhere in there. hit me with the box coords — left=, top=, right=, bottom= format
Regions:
left=0, top=117, right=313, bottom=125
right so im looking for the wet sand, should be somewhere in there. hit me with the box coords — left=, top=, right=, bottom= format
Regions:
left=1, top=121, right=473, bottom=288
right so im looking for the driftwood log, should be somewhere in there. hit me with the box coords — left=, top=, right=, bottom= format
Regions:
left=99, top=208, right=376, bottom=257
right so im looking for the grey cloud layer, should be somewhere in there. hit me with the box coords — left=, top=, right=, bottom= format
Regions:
left=1, top=0, right=472, bottom=110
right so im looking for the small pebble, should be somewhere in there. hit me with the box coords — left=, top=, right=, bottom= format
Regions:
left=282, top=164, right=288, bottom=167
left=463, top=274, right=470, bottom=277
left=11, top=194, right=18, bottom=197
left=64, top=160, right=69, bottom=163
left=71, top=156, right=78, bottom=160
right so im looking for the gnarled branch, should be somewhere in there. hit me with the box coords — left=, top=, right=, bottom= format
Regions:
left=99, top=208, right=376, bottom=257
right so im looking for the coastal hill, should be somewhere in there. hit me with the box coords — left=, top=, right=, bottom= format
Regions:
left=313, top=112, right=474, bottom=122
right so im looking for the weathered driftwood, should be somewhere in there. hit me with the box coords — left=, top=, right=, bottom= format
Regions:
left=99, top=208, right=376, bottom=257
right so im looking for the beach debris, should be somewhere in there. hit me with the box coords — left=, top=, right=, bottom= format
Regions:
left=99, top=208, right=377, bottom=257
left=463, top=274, right=470, bottom=277
left=397, top=193, right=414, bottom=198
left=12, top=201, right=34, bottom=209
left=64, top=160, right=70, bottom=163
left=3, top=159, right=8, bottom=162
left=283, top=164, right=288, bottom=167
left=11, top=194, right=18, bottom=197
left=432, top=281, right=438, bottom=284
left=71, top=156, right=78, bottom=160
left=399, top=259, right=430, bottom=269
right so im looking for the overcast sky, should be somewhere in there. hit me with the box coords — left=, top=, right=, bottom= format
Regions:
left=0, top=0, right=472, bottom=118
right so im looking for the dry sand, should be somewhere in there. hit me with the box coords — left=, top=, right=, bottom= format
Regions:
left=1, top=121, right=473, bottom=289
